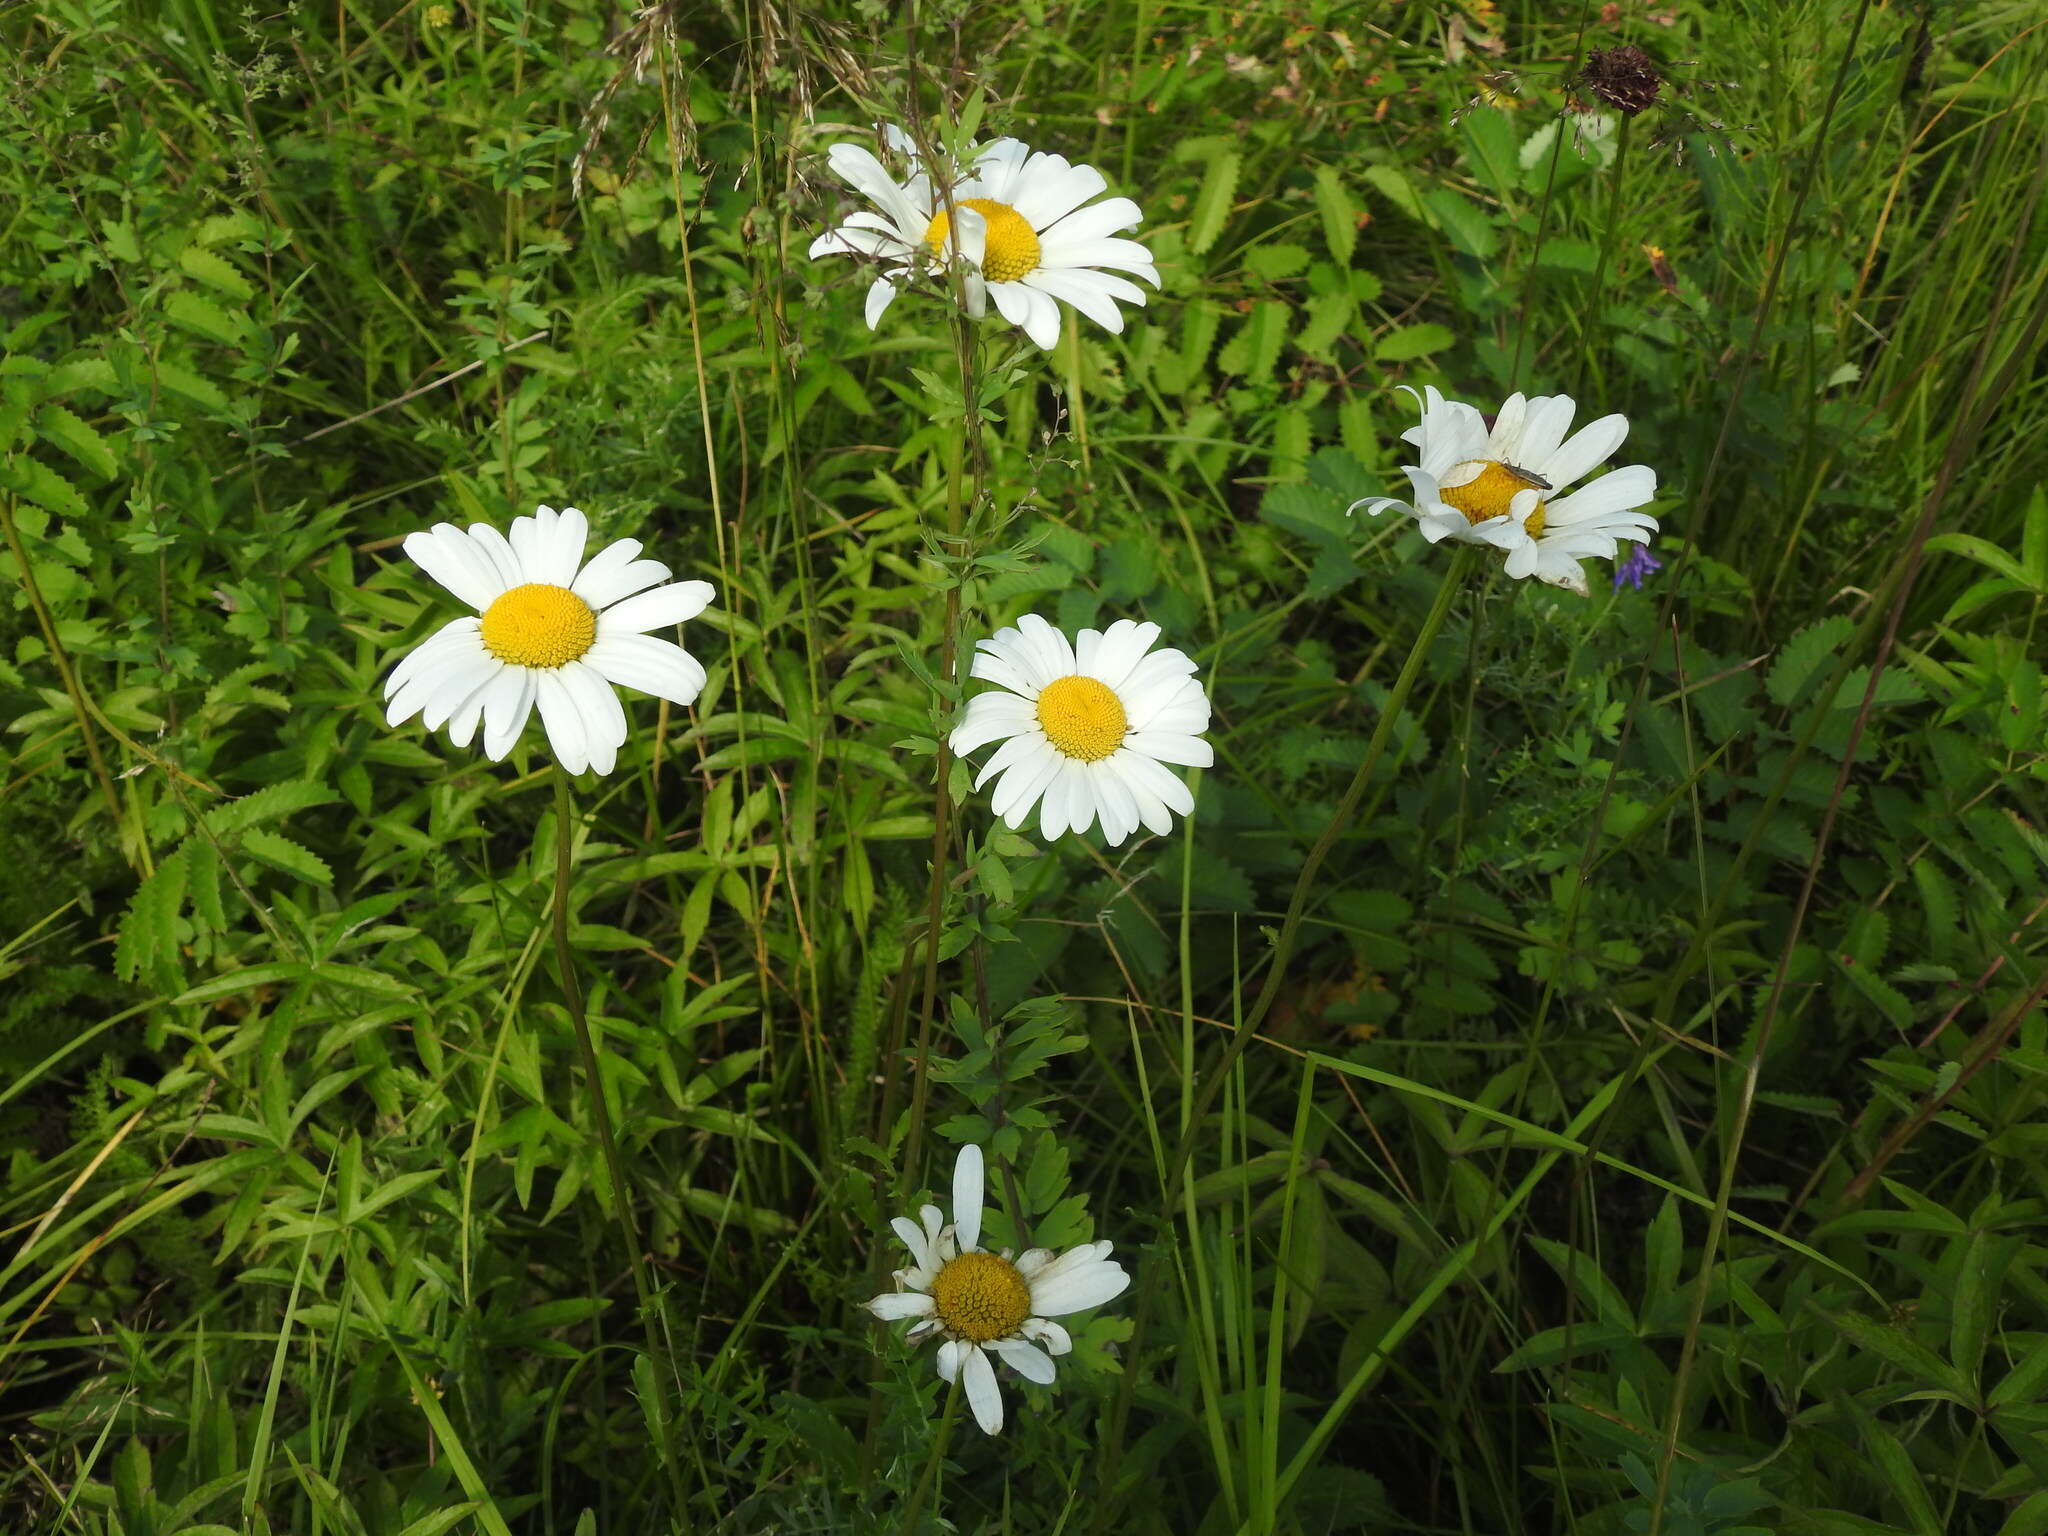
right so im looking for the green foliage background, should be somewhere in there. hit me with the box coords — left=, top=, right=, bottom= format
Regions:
left=3, top=0, right=2047, bottom=1531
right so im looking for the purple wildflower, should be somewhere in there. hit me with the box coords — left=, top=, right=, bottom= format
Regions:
left=1612, top=543, right=1662, bottom=592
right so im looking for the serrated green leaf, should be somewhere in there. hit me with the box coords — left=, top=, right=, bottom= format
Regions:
left=0, top=456, right=89, bottom=518
left=203, top=781, right=342, bottom=835
left=1374, top=323, right=1454, bottom=363
left=35, top=402, right=119, bottom=479
left=1313, top=164, right=1357, bottom=264
left=153, top=360, right=229, bottom=412
left=1244, top=243, right=1308, bottom=281
left=1187, top=151, right=1240, bottom=257
left=1766, top=616, right=1855, bottom=706
left=164, top=289, right=249, bottom=348
left=178, top=244, right=256, bottom=301
left=238, top=828, right=334, bottom=886
left=117, top=846, right=189, bottom=988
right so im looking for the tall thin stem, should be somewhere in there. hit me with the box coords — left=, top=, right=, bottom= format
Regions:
left=900, top=1374, right=964, bottom=1531
left=1163, top=548, right=1472, bottom=1196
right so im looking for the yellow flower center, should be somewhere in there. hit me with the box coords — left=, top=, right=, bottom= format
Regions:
left=929, top=1251, right=1032, bottom=1344
left=1035, top=675, right=1128, bottom=762
left=478, top=583, right=597, bottom=669
left=925, top=198, right=1042, bottom=284
left=1439, top=460, right=1549, bottom=539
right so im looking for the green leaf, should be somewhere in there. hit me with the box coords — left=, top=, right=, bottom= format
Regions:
left=203, top=781, right=341, bottom=835
left=238, top=828, right=334, bottom=886
left=153, top=359, right=229, bottom=412
left=0, top=456, right=89, bottom=518
left=1313, top=165, right=1358, bottom=264
left=117, top=846, right=189, bottom=987
left=1766, top=616, right=1855, bottom=706
left=1244, top=243, right=1308, bottom=281
left=1375, top=323, right=1454, bottom=363
left=164, top=289, right=249, bottom=348
left=1187, top=151, right=1241, bottom=257
left=35, top=402, right=119, bottom=480
left=178, top=243, right=256, bottom=301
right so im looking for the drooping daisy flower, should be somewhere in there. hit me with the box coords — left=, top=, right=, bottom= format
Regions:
left=384, top=506, right=714, bottom=776
left=865, top=1144, right=1131, bottom=1437
left=1350, top=387, right=1659, bottom=596
left=809, top=129, right=1157, bottom=348
left=948, top=615, right=1211, bottom=846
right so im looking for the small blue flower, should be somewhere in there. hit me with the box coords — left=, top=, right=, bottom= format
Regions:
left=1612, top=543, right=1662, bottom=592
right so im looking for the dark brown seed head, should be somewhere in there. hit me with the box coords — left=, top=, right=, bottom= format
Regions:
left=1578, top=44, right=1663, bottom=116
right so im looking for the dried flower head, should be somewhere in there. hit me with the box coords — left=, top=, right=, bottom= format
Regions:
left=1576, top=44, right=1664, bottom=116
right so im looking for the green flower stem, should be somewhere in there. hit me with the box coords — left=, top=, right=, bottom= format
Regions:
left=549, top=767, right=687, bottom=1498
left=901, top=1372, right=964, bottom=1531
left=1163, top=547, right=1472, bottom=1196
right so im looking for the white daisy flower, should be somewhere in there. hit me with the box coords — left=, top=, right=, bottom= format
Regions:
left=864, top=1144, right=1131, bottom=1437
left=1350, top=386, right=1659, bottom=596
left=948, top=615, right=1212, bottom=846
left=383, top=505, right=714, bottom=776
left=809, top=129, right=1157, bottom=348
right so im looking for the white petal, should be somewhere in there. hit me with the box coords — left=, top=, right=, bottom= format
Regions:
left=466, top=521, right=525, bottom=591
left=865, top=1291, right=937, bottom=1321
left=864, top=276, right=899, bottom=329
left=1023, top=268, right=1132, bottom=333
left=935, top=1338, right=968, bottom=1384
left=385, top=624, right=491, bottom=727
left=1541, top=464, right=1657, bottom=527
left=1021, top=1317, right=1073, bottom=1355
left=1539, top=412, right=1630, bottom=492
left=1505, top=395, right=1568, bottom=469
left=403, top=525, right=507, bottom=612
left=950, top=693, right=1036, bottom=757
left=1014, top=1248, right=1055, bottom=1277
left=572, top=538, right=671, bottom=608
left=962, top=1345, right=1004, bottom=1435
left=1028, top=1254, right=1131, bottom=1316
left=953, top=1144, right=985, bottom=1254
left=481, top=669, right=535, bottom=760
left=583, top=632, right=707, bottom=707
left=384, top=615, right=483, bottom=703
left=1035, top=235, right=1157, bottom=282
left=825, top=144, right=929, bottom=241
left=990, top=1337, right=1058, bottom=1385
left=891, top=1215, right=933, bottom=1269
left=421, top=646, right=502, bottom=732
left=1116, top=750, right=1195, bottom=819
left=534, top=671, right=591, bottom=774
left=1091, top=760, right=1141, bottom=847
left=1126, top=729, right=1212, bottom=768
left=560, top=661, right=628, bottom=776
left=973, top=730, right=1049, bottom=792
left=1037, top=196, right=1143, bottom=245
left=599, top=579, right=716, bottom=634
left=1011, top=159, right=1109, bottom=230
left=991, top=741, right=1063, bottom=829
left=1019, top=285, right=1064, bottom=349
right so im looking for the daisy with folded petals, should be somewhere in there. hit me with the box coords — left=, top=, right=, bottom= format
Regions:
left=948, top=615, right=1212, bottom=846
left=865, top=1144, right=1131, bottom=1436
left=809, top=127, right=1157, bottom=348
left=384, top=505, right=714, bottom=776
left=1350, top=387, right=1659, bottom=596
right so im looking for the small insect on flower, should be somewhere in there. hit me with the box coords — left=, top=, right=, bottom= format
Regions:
left=809, top=127, right=1158, bottom=348
left=383, top=506, right=715, bottom=775
left=1350, top=387, right=1660, bottom=597
left=949, top=615, right=1212, bottom=845
left=865, top=1144, right=1131, bottom=1436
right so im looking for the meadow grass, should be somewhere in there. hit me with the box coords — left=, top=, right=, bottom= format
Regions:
left=3, top=0, right=2047, bottom=1532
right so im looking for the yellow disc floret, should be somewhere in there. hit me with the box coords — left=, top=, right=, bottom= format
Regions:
left=1439, top=460, right=1549, bottom=538
left=1036, top=675, right=1129, bottom=762
left=930, top=1251, right=1033, bottom=1343
left=925, top=198, right=1042, bottom=284
left=479, top=583, right=597, bottom=669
